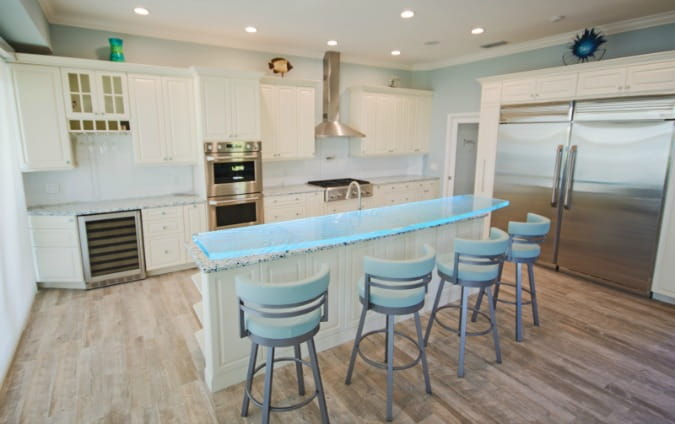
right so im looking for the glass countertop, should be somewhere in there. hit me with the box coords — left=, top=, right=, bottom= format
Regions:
left=194, top=195, right=508, bottom=261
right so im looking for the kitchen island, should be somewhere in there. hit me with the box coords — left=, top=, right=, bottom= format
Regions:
left=189, top=195, right=508, bottom=392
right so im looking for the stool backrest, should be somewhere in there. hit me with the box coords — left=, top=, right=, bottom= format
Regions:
left=362, top=244, right=436, bottom=306
left=508, top=212, right=550, bottom=244
left=452, top=228, right=509, bottom=284
left=235, top=265, right=330, bottom=338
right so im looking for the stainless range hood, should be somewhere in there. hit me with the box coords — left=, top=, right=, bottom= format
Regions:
left=315, top=51, right=365, bottom=138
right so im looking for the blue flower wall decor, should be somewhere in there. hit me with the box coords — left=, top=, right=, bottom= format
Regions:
left=563, top=28, right=607, bottom=65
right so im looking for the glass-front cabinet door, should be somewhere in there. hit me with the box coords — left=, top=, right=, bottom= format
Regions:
left=63, top=69, right=96, bottom=118
left=98, top=72, right=128, bottom=118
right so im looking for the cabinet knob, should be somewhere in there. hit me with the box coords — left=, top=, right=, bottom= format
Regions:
left=66, top=160, right=71, bottom=164
left=164, top=250, right=169, bottom=254
left=162, top=225, right=167, bottom=230
left=161, top=211, right=166, bottom=215
left=618, top=86, right=624, bottom=90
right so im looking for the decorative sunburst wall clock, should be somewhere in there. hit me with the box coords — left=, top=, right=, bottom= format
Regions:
left=563, top=28, right=607, bottom=65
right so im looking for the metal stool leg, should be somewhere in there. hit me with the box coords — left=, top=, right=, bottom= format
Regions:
left=414, top=312, right=432, bottom=394
left=308, top=338, right=330, bottom=424
left=470, top=287, right=486, bottom=322
left=241, top=342, right=259, bottom=417
left=515, top=263, right=523, bottom=342
left=457, top=286, right=469, bottom=378
left=294, top=344, right=305, bottom=396
left=386, top=314, right=395, bottom=421
left=384, top=315, right=391, bottom=363
left=262, top=347, right=275, bottom=424
left=457, top=286, right=465, bottom=334
left=424, top=278, right=446, bottom=346
left=486, top=287, right=502, bottom=364
left=493, top=263, right=504, bottom=309
left=345, top=304, right=367, bottom=385
left=528, top=263, right=540, bottom=326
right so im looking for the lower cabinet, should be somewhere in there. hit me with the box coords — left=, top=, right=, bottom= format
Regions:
left=142, top=203, right=207, bottom=272
left=373, top=180, right=440, bottom=207
left=28, top=216, right=84, bottom=286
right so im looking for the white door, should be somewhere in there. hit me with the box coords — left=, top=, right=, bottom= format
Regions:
left=62, top=68, right=97, bottom=119
left=501, top=78, right=536, bottom=104
left=128, top=74, right=166, bottom=164
left=375, top=94, right=396, bottom=154
left=625, top=61, right=675, bottom=94
left=278, top=86, right=300, bottom=158
left=260, top=84, right=279, bottom=159
left=297, top=87, right=316, bottom=158
left=231, top=79, right=260, bottom=140
left=201, top=77, right=232, bottom=141
left=394, top=95, right=413, bottom=153
left=163, top=77, right=197, bottom=163
left=536, top=73, right=578, bottom=101
left=453, top=123, right=479, bottom=195
left=12, top=64, right=73, bottom=170
left=413, top=96, right=432, bottom=153
left=359, top=92, right=379, bottom=155
left=96, top=72, right=129, bottom=119
left=576, top=68, right=627, bottom=98
left=184, top=203, right=207, bottom=242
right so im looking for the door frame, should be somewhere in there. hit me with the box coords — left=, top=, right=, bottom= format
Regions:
left=443, top=112, right=480, bottom=197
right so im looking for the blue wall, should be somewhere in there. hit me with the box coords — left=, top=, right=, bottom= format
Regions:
left=413, top=23, right=675, bottom=177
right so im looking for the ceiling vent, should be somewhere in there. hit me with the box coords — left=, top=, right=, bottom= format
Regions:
left=481, top=40, right=509, bottom=49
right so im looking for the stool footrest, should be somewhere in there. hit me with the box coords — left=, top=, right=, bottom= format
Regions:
left=495, top=281, right=533, bottom=306
left=246, top=356, right=318, bottom=413
left=357, top=329, right=422, bottom=371
left=432, top=304, right=494, bottom=337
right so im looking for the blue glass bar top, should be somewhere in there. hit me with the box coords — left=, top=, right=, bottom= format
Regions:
left=193, top=195, right=508, bottom=263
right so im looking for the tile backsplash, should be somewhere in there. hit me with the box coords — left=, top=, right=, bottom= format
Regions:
left=23, top=134, right=195, bottom=206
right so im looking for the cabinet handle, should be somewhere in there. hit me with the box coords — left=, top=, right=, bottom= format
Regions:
left=618, top=86, right=624, bottom=90
left=388, top=149, right=394, bottom=153
left=164, top=250, right=169, bottom=254
left=162, top=225, right=167, bottom=230
left=161, top=211, right=166, bottom=215
left=625, top=85, right=630, bottom=90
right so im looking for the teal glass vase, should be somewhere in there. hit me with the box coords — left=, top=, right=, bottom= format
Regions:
left=109, top=38, right=125, bottom=62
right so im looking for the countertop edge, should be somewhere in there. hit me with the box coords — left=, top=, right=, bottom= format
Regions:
left=27, top=195, right=205, bottom=216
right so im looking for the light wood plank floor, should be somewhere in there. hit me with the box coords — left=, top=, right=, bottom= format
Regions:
left=2, top=264, right=675, bottom=423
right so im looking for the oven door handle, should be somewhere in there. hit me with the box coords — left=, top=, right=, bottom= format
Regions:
left=206, top=154, right=260, bottom=162
left=208, top=196, right=261, bottom=206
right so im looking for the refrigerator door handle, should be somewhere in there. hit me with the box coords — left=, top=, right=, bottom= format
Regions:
left=563, top=145, right=578, bottom=209
left=551, top=144, right=564, bottom=207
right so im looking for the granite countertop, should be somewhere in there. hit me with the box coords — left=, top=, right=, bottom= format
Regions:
left=189, top=195, right=508, bottom=273
left=262, top=175, right=439, bottom=197
left=27, top=194, right=205, bottom=216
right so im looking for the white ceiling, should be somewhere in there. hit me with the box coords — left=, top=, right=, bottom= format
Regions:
left=39, top=0, right=675, bottom=70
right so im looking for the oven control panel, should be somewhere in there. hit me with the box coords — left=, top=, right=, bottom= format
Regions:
left=204, top=141, right=261, bottom=153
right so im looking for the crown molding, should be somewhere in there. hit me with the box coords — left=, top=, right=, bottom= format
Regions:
left=0, top=37, right=16, bottom=61
left=412, top=10, right=675, bottom=71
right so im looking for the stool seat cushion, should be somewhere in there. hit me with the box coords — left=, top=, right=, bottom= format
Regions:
left=436, top=253, right=500, bottom=282
left=509, top=243, right=541, bottom=260
left=246, top=310, right=321, bottom=340
left=358, top=278, right=426, bottom=308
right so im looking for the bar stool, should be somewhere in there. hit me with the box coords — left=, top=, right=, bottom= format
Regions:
left=473, top=213, right=550, bottom=342
left=345, top=245, right=436, bottom=422
left=424, top=228, right=509, bottom=377
left=236, top=266, right=330, bottom=424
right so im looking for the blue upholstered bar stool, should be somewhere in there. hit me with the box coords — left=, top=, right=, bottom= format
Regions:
left=473, top=213, right=551, bottom=342
left=345, top=245, right=436, bottom=422
left=236, top=266, right=330, bottom=424
left=424, top=228, right=509, bottom=377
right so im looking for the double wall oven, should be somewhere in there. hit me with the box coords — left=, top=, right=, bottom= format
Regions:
left=204, top=141, right=263, bottom=230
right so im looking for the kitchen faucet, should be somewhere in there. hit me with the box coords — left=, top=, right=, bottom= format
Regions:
left=346, top=180, right=363, bottom=210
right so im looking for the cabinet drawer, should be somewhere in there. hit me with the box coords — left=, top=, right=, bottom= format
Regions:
left=265, top=194, right=305, bottom=207
left=30, top=228, right=79, bottom=247
left=142, top=206, right=183, bottom=221
left=144, top=217, right=184, bottom=237
left=265, top=205, right=305, bottom=223
left=28, top=215, right=77, bottom=229
left=145, top=236, right=185, bottom=271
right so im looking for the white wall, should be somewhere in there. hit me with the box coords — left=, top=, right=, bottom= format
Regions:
left=0, top=59, right=36, bottom=387
left=23, top=134, right=194, bottom=206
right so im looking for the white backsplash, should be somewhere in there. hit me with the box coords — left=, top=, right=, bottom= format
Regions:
left=263, top=138, right=424, bottom=186
left=23, top=134, right=195, bottom=206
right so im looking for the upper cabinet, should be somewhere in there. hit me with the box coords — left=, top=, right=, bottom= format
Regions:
left=348, top=86, right=432, bottom=157
left=501, top=73, right=577, bottom=104
left=260, top=82, right=316, bottom=160
left=577, top=61, right=675, bottom=98
left=128, top=74, right=197, bottom=165
left=199, top=75, right=261, bottom=141
left=11, top=64, right=73, bottom=171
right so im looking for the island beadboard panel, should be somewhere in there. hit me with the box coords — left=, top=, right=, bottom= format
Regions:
left=197, top=215, right=485, bottom=392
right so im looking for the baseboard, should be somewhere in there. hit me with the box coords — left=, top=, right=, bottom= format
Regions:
left=652, top=292, right=675, bottom=305
left=37, top=281, right=86, bottom=290
left=147, top=263, right=196, bottom=276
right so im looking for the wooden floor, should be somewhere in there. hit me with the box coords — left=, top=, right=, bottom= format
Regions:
left=2, top=264, right=675, bottom=423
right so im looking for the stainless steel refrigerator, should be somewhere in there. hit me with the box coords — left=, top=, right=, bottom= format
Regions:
left=491, top=97, right=675, bottom=296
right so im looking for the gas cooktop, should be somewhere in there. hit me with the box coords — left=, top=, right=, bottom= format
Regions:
left=307, top=178, right=373, bottom=202
left=307, top=178, right=370, bottom=188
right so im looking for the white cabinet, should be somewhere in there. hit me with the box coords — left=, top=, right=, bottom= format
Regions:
left=28, top=216, right=84, bottom=286
left=501, top=73, right=577, bottom=104
left=128, top=74, right=197, bottom=165
left=200, top=76, right=260, bottom=141
left=62, top=69, right=129, bottom=132
left=373, top=180, right=440, bottom=207
left=264, top=193, right=307, bottom=223
left=576, top=61, right=675, bottom=98
left=349, top=87, right=432, bottom=157
left=576, top=67, right=627, bottom=98
left=260, top=83, right=316, bottom=160
left=11, top=64, right=73, bottom=171
left=142, top=204, right=207, bottom=272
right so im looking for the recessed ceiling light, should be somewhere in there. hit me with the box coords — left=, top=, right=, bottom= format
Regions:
left=471, top=27, right=485, bottom=35
left=424, top=40, right=440, bottom=46
left=400, top=9, right=415, bottom=19
left=245, top=26, right=257, bottom=33
left=133, top=7, right=149, bottom=15
left=327, top=40, right=338, bottom=46
left=550, top=15, right=565, bottom=23
left=391, top=50, right=401, bottom=56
